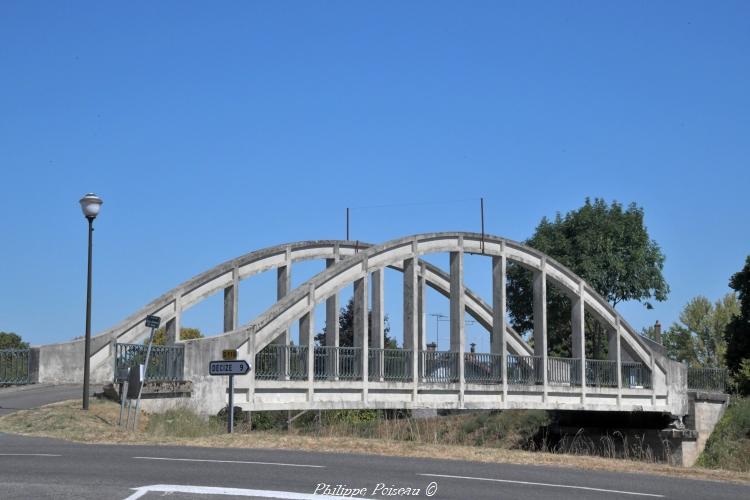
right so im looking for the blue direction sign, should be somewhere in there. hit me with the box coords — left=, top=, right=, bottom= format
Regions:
left=209, top=360, right=251, bottom=376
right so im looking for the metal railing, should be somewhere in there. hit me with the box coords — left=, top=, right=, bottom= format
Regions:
left=313, top=346, right=362, bottom=380
left=585, top=359, right=618, bottom=387
left=255, top=345, right=308, bottom=380
left=622, top=362, right=652, bottom=389
left=369, top=348, right=412, bottom=382
left=507, top=354, right=543, bottom=385
left=0, top=349, right=31, bottom=385
left=548, top=357, right=581, bottom=385
left=464, top=352, right=502, bottom=384
left=115, top=343, right=184, bottom=381
left=421, top=351, right=459, bottom=383
left=688, top=367, right=726, bottom=393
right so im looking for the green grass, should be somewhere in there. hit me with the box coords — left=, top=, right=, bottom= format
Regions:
left=696, top=397, right=750, bottom=472
left=145, top=407, right=225, bottom=438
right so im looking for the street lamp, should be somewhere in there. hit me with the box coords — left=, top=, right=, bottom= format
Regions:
left=79, top=193, right=103, bottom=410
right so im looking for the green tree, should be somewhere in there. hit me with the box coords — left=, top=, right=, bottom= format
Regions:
left=725, top=256, right=750, bottom=394
left=316, top=297, right=397, bottom=348
left=0, top=332, right=29, bottom=350
left=147, top=327, right=203, bottom=346
left=507, top=198, right=669, bottom=358
left=660, top=294, right=738, bottom=367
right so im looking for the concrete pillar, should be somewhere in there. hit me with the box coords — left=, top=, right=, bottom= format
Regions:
left=404, top=256, right=419, bottom=391
left=573, top=280, right=586, bottom=402
left=418, top=264, right=426, bottom=351
left=492, top=252, right=507, bottom=401
left=616, top=317, right=622, bottom=407
left=275, top=263, right=291, bottom=380
left=166, top=294, right=181, bottom=344
left=165, top=317, right=177, bottom=346
left=417, top=263, right=427, bottom=380
left=299, top=294, right=315, bottom=401
left=371, top=269, right=385, bottom=349
left=450, top=249, right=465, bottom=405
left=325, top=258, right=340, bottom=379
left=354, top=273, right=368, bottom=398
left=371, top=268, right=385, bottom=381
left=223, top=268, right=239, bottom=333
left=533, top=260, right=548, bottom=400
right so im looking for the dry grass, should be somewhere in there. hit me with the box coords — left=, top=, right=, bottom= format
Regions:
left=1, top=399, right=748, bottom=485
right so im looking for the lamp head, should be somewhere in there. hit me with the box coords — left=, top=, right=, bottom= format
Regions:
left=79, top=193, right=103, bottom=220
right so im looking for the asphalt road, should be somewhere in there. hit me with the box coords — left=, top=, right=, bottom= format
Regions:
left=1, top=386, right=747, bottom=500
left=0, top=432, right=747, bottom=500
left=0, top=384, right=88, bottom=416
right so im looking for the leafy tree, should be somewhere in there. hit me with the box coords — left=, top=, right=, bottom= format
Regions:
left=316, top=297, right=397, bottom=348
left=0, top=332, right=29, bottom=350
left=146, top=327, right=203, bottom=346
left=659, top=294, right=738, bottom=367
left=725, top=256, right=750, bottom=393
left=507, top=198, right=669, bottom=358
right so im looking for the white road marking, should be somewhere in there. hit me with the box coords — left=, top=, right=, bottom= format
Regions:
left=418, top=473, right=665, bottom=498
left=133, top=456, right=325, bottom=468
left=124, top=484, right=373, bottom=500
left=0, top=453, right=61, bottom=457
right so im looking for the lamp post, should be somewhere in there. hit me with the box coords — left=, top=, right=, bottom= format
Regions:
left=79, top=193, right=103, bottom=410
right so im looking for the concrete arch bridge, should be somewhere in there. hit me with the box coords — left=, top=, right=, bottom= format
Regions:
left=35, top=232, right=698, bottom=420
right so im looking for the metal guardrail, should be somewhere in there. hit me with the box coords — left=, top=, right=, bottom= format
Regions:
left=464, top=352, right=502, bottom=384
left=115, top=343, right=184, bottom=381
left=622, top=361, right=652, bottom=389
left=251, top=346, right=655, bottom=392
left=688, top=367, right=726, bottom=393
left=255, top=345, right=308, bottom=380
left=369, top=348, right=412, bottom=382
left=586, top=359, right=618, bottom=387
left=311, top=346, right=363, bottom=380
left=0, top=349, right=31, bottom=385
left=548, top=357, right=581, bottom=385
left=421, top=351, right=459, bottom=383
left=507, top=354, right=543, bottom=385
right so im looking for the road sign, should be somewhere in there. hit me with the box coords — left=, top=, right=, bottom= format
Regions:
left=145, top=315, right=161, bottom=329
left=222, top=349, right=238, bottom=361
left=209, top=360, right=251, bottom=376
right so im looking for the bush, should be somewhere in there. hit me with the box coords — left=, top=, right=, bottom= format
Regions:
left=696, top=397, right=750, bottom=471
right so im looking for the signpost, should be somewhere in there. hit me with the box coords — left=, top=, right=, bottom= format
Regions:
left=209, top=359, right=251, bottom=433
left=119, top=315, right=161, bottom=430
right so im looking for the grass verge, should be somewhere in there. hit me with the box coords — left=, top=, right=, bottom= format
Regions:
left=0, top=399, right=748, bottom=485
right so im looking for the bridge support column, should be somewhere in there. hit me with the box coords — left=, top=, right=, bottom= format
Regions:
left=354, top=272, right=368, bottom=401
left=492, top=251, right=507, bottom=403
left=533, top=259, right=548, bottom=401
left=165, top=294, right=182, bottom=345
left=326, top=258, right=340, bottom=380
left=299, top=295, right=315, bottom=403
left=404, top=254, right=419, bottom=399
left=223, top=267, right=239, bottom=332
left=275, top=263, right=291, bottom=380
left=572, top=280, right=586, bottom=404
left=418, top=262, right=426, bottom=379
left=371, top=268, right=385, bottom=381
left=450, top=248, right=465, bottom=407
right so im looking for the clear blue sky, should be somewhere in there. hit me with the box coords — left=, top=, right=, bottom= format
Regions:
left=1, top=1, right=748, bottom=350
